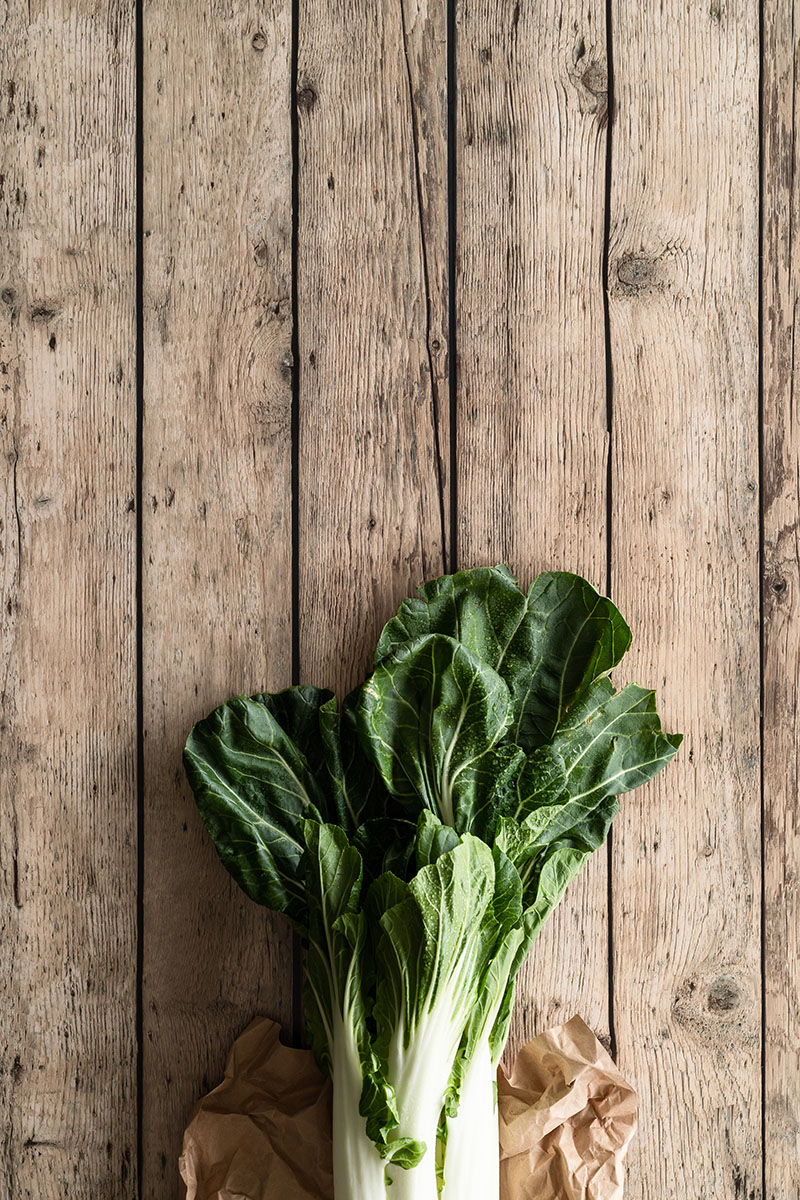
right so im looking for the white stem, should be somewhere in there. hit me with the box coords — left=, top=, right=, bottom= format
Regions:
left=440, top=1039, right=499, bottom=1200
left=331, top=1013, right=387, bottom=1200
left=384, top=1090, right=440, bottom=1200
left=386, top=1157, right=438, bottom=1200
left=386, top=998, right=465, bottom=1200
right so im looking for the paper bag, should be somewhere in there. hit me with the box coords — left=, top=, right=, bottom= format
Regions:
left=180, top=1015, right=636, bottom=1200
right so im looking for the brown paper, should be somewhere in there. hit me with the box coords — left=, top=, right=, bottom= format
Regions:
left=498, top=1017, right=637, bottom=1199
left=180, top=1015, right=636, bottom=1200
left=179, top=1019, right=333, bottom=1200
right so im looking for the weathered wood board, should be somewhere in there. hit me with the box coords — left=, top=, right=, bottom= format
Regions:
left=608, top=1, right=762, bottom=1196
left=297, top=0, right=449, bottom=698
left=0, top=2, right=138, bottom=1197
left=763, top=1, right=800, bottom=1195
left=141, top=3, right=294, bottom=1195
left=456, top=0, right=614, bottom=1054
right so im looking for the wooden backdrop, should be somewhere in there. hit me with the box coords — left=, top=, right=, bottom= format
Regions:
left=1, top=1, right=796, bottom=1197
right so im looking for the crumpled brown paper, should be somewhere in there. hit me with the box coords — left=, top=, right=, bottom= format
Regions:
left=180, top=1015, right=636, bottom=1200
left=499, top=1017, right=637, bottom=1198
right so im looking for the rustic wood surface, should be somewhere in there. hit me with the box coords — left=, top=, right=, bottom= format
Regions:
left=0, top=2, right=138, bottom=1198
left=141, top=2, right=294, bottom=1197
left=457, top=0, right=613, bottom=1055
left=608, top=1, right=762, bottom=1196
left=297, top=0, right=449, bottom=696
left=763, top=1, right=800, bottom=1195
left=2, top=1, right=794, bottom=1198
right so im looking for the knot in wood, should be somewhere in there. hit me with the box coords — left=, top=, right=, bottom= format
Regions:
left=706, top=976, right=740, bottom=1013
left=297, top=83, right=318, bottom=112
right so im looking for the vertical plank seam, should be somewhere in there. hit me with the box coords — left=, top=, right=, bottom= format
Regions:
left=757, top=0, right=766, bottom=1193
left=135, top=0, right=145, bottom=1189
left=290, top=0, right=304, bottom=1049
left=447, top=0, right=458, bottom=570
left=398, top=0, right=449, bottom=574
left=11, top=453, right=22, bottom=582
left=602, top=0, right=617, bottom=1064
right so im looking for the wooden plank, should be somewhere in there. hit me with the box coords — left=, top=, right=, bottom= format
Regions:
left=0, top=2, right=137, bottom=1197
left=297, top=0, right=448, bottom=696
left=607, top=1, right=761, bottom=1196
left=762, top=2, right=800, bottom=1194
left=141, top=3, right=294, bottom=1193
left=456, top=0, right=613, bottom=1051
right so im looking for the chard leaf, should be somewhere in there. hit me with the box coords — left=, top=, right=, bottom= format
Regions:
left=497, top=795, right=618, bottom=909
left=357, top=634, right=512, bottom=835
left=372, top=836, right=498, bottom=1054
left=183, top=693, right=328, bottom=926
left=252, top=685, right=335, bottom=801
left=414, top=811, right=459, bottom=869
left=302, top=821, right=365, bottom=1062
left=517, top=571, right=632, bottom=746
left=511, top=678, right=682, bottom=834
left=302, top=824, right=419, bottom=1168
left=376, top=564, right=527, bottom=670
left=461, top=847, right=524, bottom=1067
left=374, top=565, right=632, bottom=750
left=487, top=814, right=619, bottom=1057
left=319, top=689, right=389, bottom=832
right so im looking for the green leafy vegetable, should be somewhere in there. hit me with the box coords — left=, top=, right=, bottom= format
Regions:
left=183, top=565, right=681, bottom=1200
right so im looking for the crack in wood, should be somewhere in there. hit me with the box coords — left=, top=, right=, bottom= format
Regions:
left=398, top=0, right=448, bottom=573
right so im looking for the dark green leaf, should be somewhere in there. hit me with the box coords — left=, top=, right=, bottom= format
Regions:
left=353, top=817, right=417, bottom=884
left=358, top=634, right=512, bottom=834
left=374, top=565, right=633, bottom=750
left=183, top=693, right=328, bottom=926
left=511, top=678, right=682, bottom=835
left=251, top=685, right=335, bottom=805
left=376, top=565, right=527, bottom=670
left=319, top=689, right=390, bottom=832
left=517, top=572, right=632, bottom=746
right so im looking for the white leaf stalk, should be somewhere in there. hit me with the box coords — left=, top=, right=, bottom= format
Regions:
left=385, top=992, right=469, bottom=1200
left=331, top=1011, right=387, bottom=1200
left=440, top=1038, right=500, bottom=1200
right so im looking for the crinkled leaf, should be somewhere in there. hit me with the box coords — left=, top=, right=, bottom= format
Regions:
left=489, top=793, right=620, bottom=1056
left=252, top=685, right=335, bottom=809
left=372, top=837, right=498, bottom=1054
left=415, top=811, right=459, bottom=869
left=497, top=793, right=618, bottom=910
left=517, top=572, right=632, bottom=746
left=462, top=847, right=525, bottom=1067
left=374, top=565, right=633, bottom=750
left=487, top=834, right=603, bottom=1058
left=319, top=689, right=389, bottom=832
left=511, top=678, right=682, bottom=834
left=358, top=634, right=512, bottom=834
left=183, top=693, right=328, bottom=926
left=376, top=565, right=527, bottom=670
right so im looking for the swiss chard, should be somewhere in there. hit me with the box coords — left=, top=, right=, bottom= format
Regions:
left=184, top=566, right=681, bottom=1200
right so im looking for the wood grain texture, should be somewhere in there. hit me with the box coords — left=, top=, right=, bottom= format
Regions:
left=0, top=2, right=137, bottom=1197
left=141, top=3, right=294, bottom=1194
left=607, top=1, right=761, bottom=1196
left=762, top=2, right=800, bottom=1195
left=456, top=0, right=613, bottom=1052
left=297, top=0, right=449, bottom=696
